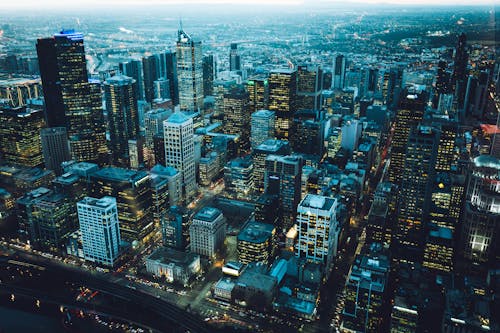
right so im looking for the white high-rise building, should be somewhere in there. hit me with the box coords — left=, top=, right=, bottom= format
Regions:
left=176, top=28, right=204, bottom=113
left=77, top=196, right=121, bottom=267
left=189, top=207, right=226, bottom=258
left=296, top=194, right=339, bottom=271
left=251, top=110, right=275, bottom=150
left=164, top=111, right=196, bottom=200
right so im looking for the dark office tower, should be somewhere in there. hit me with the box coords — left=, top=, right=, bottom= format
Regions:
left=253, top=139, right=291, bottom=194
left=423, top=172, right=465, bottom=273
left=264, top=155, right=302, bottom=231
left=223, top=85, right=250, bottom=153
left=388, top=90, right=426, bottom=186
left=229, top=43, right=241, bottom=72
left=452, top=33, right=468, bottom=109
left=341, top=245, right=389, bottom=333
left=32, top=192, right=76, bottom=252
left=364, top=67, right=379, bottom=96
left=268, top=69, right=297, bottom=140
left=464, top=71, right=489, bottom=118
left=333, top=54, right=346, bottom=89
left=461, top=155, right=499, bottom=267
left=90, top=167, right=154, bottom=244
left=492, top=111, right=500, bottom=159
left=119, top=59, right=144, bottom=100
left=0, top=106, right=45, bottom=168
left=176, top=28, right=203, bottom=113
left=202, top=54, right=215, bottom=96
left=246, top=75, right=269, bottom=113
left=296, top=65, right=322, bottom=111
left=434, top=119, right=458, bottom=172
left=394, top=125, right=438, bottom=266
left=142, top=55, right=159, bottom=103
left=433, top=60, right=450, bottom=108
left=161, top=51, right=179, bottom=106
left=255, top=193, right=280, bottom=226
left=88, top=81, right=108, bottom=165
left=153, top=134, right=165, bottom=166
left=104, top=75, right=139, bottom=167
left=41, top=127, right=70, bottom=175
left=290, top=109, right=325, bottom=156
left=153, top=78, right=170, bottom=100
left=36, top=30, right=105, bottom=164
left=387, top=67, right=404, bottom=109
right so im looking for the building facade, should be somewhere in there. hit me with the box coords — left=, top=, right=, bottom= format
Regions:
left=77, top=196, right=121, bottom=267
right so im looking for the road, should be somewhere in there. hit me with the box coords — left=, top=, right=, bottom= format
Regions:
left=0, top=252, right=217, bottom=333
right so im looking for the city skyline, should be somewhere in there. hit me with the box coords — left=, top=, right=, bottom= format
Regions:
left=0, top=3, right=498, bottom=333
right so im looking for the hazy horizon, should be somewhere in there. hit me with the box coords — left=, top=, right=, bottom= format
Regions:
left=0, top=0, right=497, bottom=11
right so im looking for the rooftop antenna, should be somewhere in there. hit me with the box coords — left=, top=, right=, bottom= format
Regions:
left=179, top=17, right=183, bottom=31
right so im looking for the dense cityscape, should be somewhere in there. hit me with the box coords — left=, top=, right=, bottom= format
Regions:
left=0, top=2, right=498, bottom=333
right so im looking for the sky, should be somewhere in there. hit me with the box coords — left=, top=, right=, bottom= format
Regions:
left=0, top=0, right=497, bottom=8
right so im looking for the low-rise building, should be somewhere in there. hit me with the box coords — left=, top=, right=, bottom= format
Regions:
left=145, top=247, right=201, bottom=286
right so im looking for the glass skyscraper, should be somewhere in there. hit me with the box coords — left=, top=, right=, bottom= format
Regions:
left=36, top=30, right=106, bottom=164
left=176, top=28, right=203, bottom=113
left=104, top=75, right=139, bottom=167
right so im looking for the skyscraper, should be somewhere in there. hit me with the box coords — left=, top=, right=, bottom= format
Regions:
left=265, top=155, right=303, bottom=231
left=142, top=55, right=159, bottom=103
left=229, top=43, right=241, bottom=72
left=246, top=75, right=269, bottom=113
left=388, top=90, right=427, bottom=186
left=89, top=167, right=153, bottom=244
left=333, top=54, right=346, bottom=89
left=268, top=68, right=297, bottom=140
left=223, top=85, right=250, bottom=153
left=394, top=125, right=438, bottom=266
left=290, top=109, right=325, bottom=157
left=423, top=172, right=465, bottom=273
left=296, top=65, right=322, bottom=111
left=461, top=155, right=499, bottom=266
left=119, top=59, right=144, bottom=101
left=296, top=194, right=339, bottom=271
left=104, top=75, right=139, bottom=167
left=451, top=33, right=468, bottom=110
left=176, top=28, right=204, bottom=112
left=251, top=110, right=275, bottom=150
left=32, top=192, right=77, bottom=251
left=36, top=30, right=106, bottom=164
left=161, top=50, right=179, bottom=106
left=252, top=139, right=291, bottom=194
left=0, top=106, right=45, bottom=168
left=41, top=127, right=71, bottom=175
left=202, top=54, right=216, bottom=96
left=144, top=108, right=172, bottom=149
left=77, top=196, right=121, bottom=267
left=341, top=245, right=389, bottom=332
left=164, top=111, right=196, bottom=200
left=433, top=60, right=450, bottom=108
left=189, top=207, right=226, bottom=258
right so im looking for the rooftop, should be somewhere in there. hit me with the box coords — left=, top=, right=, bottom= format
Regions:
left=105, top=75, right=135, bottom=85
left=238, top=221, right=275, bottom=244
left=166, top=111, right=191, bottom=124
left=91, top=167, right=149, bottom=184
left=147, top=247, right=199, bottom=267
left=194, top=207, right=222, bottom=222
left=256, top=139, right=289, bottom=153
left=79, top=196, right=116, bottom=209
left=150, top=164, right=178, bottom=177
left=299, top=194, right=336, bottom=211
left=252, top=109, right=274, bottom=118
left=473, top=155, right=500, bottom=170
